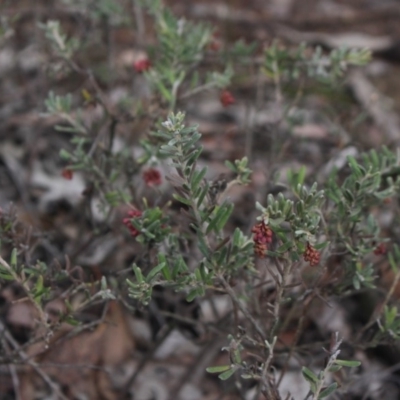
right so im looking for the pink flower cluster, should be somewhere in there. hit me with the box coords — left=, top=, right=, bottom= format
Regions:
left=251, top=221, right=273, bottom=258
left=133, top=58, right=151, bottom=73
left=123, top=210, right=142, bottom=237
left=303, top=242, right=320, bottom=266
left=143, top=168, right=162, bottom=186
left=220, top=90, right=235, bottom=107
left=374, top=243, right=387, bottom=255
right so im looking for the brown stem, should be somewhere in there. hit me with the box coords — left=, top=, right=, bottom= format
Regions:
left=219, top=274, right=266, bottom=342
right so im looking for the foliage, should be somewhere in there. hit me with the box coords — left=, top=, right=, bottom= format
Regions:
left=3, top=0, right=400, bottom=399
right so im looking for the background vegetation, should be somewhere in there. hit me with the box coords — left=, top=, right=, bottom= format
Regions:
left=2, top=0, right=400, bottom=399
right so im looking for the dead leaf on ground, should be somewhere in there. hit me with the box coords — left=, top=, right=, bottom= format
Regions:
left=19, top=300, right=135, bottom=400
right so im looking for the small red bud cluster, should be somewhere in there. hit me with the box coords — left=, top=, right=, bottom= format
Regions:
left=303, top=242, right=320, bottom=266
left=61, top=168, right=73, bottom=180
left=374, top=243, right=387, bottom=255
left=209, top=40, right=221, bottom=51
left=220, top=90, right=235, bottom=107
left=143, top=168, right=162, bottom=186
left=252, top=221, right=273, bottom=258
left=133, top=58, right=151, bottom=73
left=208, top=31, right=222, bottom=51
left=123, top=210, right=142, bottom=238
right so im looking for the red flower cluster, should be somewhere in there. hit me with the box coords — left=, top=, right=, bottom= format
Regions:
left=133, top=58, right=151, bottom=73
left=209, top=40, right=221, bottom=51
left=220, top=90, right=235, bottom=107
left=208, top=31, right=222, bottom=51
left=303, top=242, right=320, bottom=266
left=143, top=168, right=162, bottom=186
left=374, top=243, right=387, bottom=255
left=62, top=168, right=73, bottom=180
left=123, top=210, right=142, bottom=237
left=252, top=221, right=273, bottom=258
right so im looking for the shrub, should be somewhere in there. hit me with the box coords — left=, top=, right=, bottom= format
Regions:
left=2, top=0, right=399, bottom=399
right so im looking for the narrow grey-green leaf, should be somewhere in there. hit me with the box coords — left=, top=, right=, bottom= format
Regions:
left=334, top=359, right=361, bottom=367
left=173, top=193, right=192, bottom=206
left=133, top=265, right=144, bottom=283
left=218, top=367, right=236, bottom=380
left=191, top=166, right=207, bottom=193
left=206, top=365, right=231, bottom=373
left=318, top=382, right=338, bottom=399
left=301, top=367, right=318, bottom=384
left=196, top=183, right=209, bottom=207
left=146, top=262, right=166, bottom=282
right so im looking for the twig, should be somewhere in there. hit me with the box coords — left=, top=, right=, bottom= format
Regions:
left=269, top=258, right=292, bottom=342
left=169, top=336, right=227, bottom=400
left=253, top=336, right=280, bottom=400
left=218, top=274, right=266, bottom=341
left=122, top=324, right=174, bottom=392
left=1, top=320, right=68, bottom=400
left=132, top=0, right=145, bottom=46
left=277, top=293, right=315, bottom=387
left=1, top=335, right=22, bottom=400
left=0, top=255, right=47, bottom=326
left=357, top=264, right=400, bottom=341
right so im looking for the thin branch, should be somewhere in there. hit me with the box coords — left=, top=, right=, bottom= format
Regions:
left=1, top=320, right=68, bottom=400
left=218, top=274, right=266, bottom=342
left=0, top=255, right=48, bottom=326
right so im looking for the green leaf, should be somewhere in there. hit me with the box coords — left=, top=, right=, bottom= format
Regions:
left=347, top=156, right=364, bottom=178
left=333, top=359, right=361, bottom=367
left=54, top=125, right=80, bottom=133
left=206, top=365, right=231, bottom=373
left=384, top=305, right=397, bottom=327
left=302, top=367, right=318, bottom=384
left=276, top=241, right=293, bottom=253
left=33, top=275, right=44, bottom=298
left=197, top=234, right=209, bottom=257
left=196, top=182, right=209, bottom=207
left=314, top=241, right=328, bottom=250
left=173, top=193, right=192, bottom=206
left=155, top=79, right=172, bottom=103
left=64, top=316, right=80, bottom=326
left=186, top=146, right=203, bottom=166
left=216, top=203, right=234, bottom=231
left=318, top=382, right=338, bottom=399
left=216, top=246, right=228, bottom=266
left=206, top=203, right=233, bottom=234
left=0, top=272, right=14, bottom=280
left=352, top=275, right=360, bottom=290
left=327, top=364, right=342, bottom=372
left=186, top=287, right=201, bottom=302
left=59, top=149, right=71, bottom=160
left=160, top=262, right=171, bottom=280
left=191, top=166, right=207, bottom=193
left=10, top=248, right=17, bottom=268
left=218, top=367, right=237, bottom=380
left=146, top=262, right=166, bottom=282
left=133, top=265, right=144, bottom=283
left=225, top=160, right=235, bottom=172
left=297, top=165, right=306, bottom=185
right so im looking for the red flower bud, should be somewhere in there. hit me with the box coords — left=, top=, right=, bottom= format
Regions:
left=374, top=243, right=387, bottom=255
left=143, top=168, right=162, bottom=186
left=252, top=221, right=273, bottom=258
left=62, top=168, right=73, bottom=180
left=220, top=90, right=235, bottom=107
left=303, top=242, right=320, bottom=266
left=133, top=58, right=151, bottom=73
left=123, top=210, right=142, bottom=238
left=209, top=39, right=221, bottom=51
